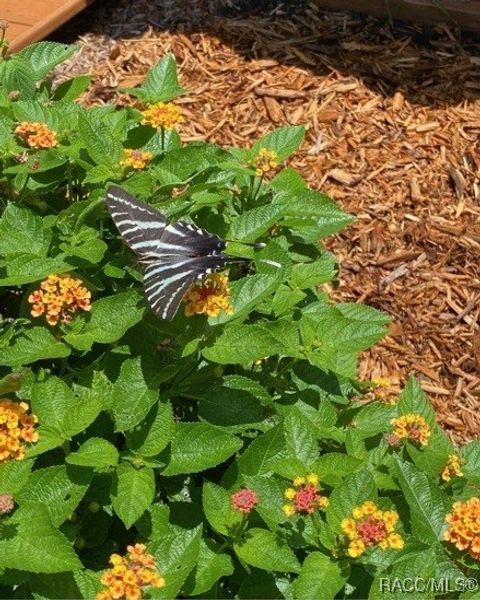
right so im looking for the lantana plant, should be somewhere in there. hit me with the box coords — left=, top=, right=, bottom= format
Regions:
left=0, top=40, right=479, bottom=599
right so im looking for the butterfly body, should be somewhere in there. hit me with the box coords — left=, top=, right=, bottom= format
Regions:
left=106, top=185, right=236, bottom=320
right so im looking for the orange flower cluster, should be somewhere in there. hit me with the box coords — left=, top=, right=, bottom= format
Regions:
left=341, top=501, right=404, bottom=558
left=14, top=121, right=58, bottom=149
left=444, top=497, right=480, bottom=560
left=141, top=102, right=183, bottom=129
left=28, top=274, right=91, bottom=326
left=390, top=413, right=431, bottom=446
left=96, top=544, right=165, bottom=600
left=183, top=273, right=233, bottom=318
left=441, top=453, right=463, bottom=482
left=252, top=147, right=278, bottom=177
left=231, top=488, right=258, bottom=514
left=0, top=399, right=39, bottom=463
left=283, top=474, right=329, bottom=517
left=120, top=149, right=153, bottom=170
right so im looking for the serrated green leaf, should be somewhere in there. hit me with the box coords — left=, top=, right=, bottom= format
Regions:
left=0, top=459, right=33, bottom=495
left=111, top=463, right=155, bottom=529
left=163, top=423, right=242, bottom=476
left=0, top=327, right=70, bottom=368
left=392, top=457, right=446, bottom=544
left=0, top=203, right=51, bottom=258
left=202, top=320, right=300, bottom=364
left=78, top=111, right=123, bottom=166
left=2, top=56, right=36, bottom=98
left=17, top=42, right=76, bottom=79
left=0, top=254, right=73, bottom=286
left=53, top=75, right=92, bottom=102
left=202, top=481, right=242, bottom=536
left=235, top=424, right=285, bottom=479
left=29, top=572, right=83, bottom=599
left=243, top=475, right=286, bottom=530
left=290, top=253, right=337, bottom=289
left=0, top=505, right=81, bottom=573
left=460, top=439, right=480, bottom=484
left=228, top=204, right=284, bottom=242
left=271, top=284, right=306, bottom=316
left=184, top=539, right=234, bottom=596
left=127, top=400, right=174, bottom=457
left=111, top=357, right=159, bottom=432
left=326, top=469, right=376, bottom=532
left=149, top=525, right=202, bottom=599
left=284, top=408, right=318, bottom=466
left=253, top=126, right=305, bottom=161
left=397, top=377, right=437, bottom=427
left=234, top=528, right=300, bottom=573
left=66, top=438, right=119, bottom=468
left=140, top=54, right=185, bottom=102
left=16, top=465, right=92, bottom=527
left=290, top=552, right=348, bottom=600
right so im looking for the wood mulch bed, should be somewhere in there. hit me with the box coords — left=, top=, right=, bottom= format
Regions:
left=50, top=0, right=480, bottom=443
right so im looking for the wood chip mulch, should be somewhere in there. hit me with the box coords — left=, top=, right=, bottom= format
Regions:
left=50, top=0, right=480, bottom=443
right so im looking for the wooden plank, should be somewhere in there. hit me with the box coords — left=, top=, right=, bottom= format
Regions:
left=311, top=0, right=480, bottom=32
left=2, top=0, right=96, bottom=54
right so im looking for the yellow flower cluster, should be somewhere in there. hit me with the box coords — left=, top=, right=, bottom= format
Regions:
left=183, top=273, right=234, bottom=318
left=28, top=274, right=91, bottom=326
left=371, top=377, right=397, bottom=405
left=0, top=399, right=39, bottom=463
left=141, top=102, right=183, bottom=129
left=390, top=413, right=431, bottom=446
left=120, top=149, right=153, bottom=170
left=283, top=474, right=329, bottom=517
left=341, top=500, right=404, bottom=558
left=252, top=147, right=278, bottom=177
left=444, top=497, right=480, bottom=560
left=441, top=453, right=463, bottom=482
left=14, top=121, right=58, bottom=149
left=96, top=543, right=165, bottom=600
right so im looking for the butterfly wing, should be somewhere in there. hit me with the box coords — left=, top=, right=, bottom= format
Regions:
left=144, top=255, right=232, bottom=320
left=106, top=185, right=225, bottom=259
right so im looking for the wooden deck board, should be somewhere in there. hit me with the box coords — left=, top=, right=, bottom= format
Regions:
left=2, top=0, right=95, bottom=54
left=312, top=0, right=480, bottom=32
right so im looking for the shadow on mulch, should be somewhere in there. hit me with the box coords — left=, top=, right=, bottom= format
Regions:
left=51, top=0, right=480, bottom=106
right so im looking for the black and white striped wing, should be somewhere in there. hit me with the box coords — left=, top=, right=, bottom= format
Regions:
left=106, top=185, right=225, bottom=259
left=144, top=255, right=231, bottom=320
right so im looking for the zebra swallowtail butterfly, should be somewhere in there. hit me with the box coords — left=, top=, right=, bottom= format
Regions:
left=106, top=185, right=246, bottom=321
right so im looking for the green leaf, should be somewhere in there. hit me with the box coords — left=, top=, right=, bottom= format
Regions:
left=127, top=400, right=174, bottom=457
left=64, top=290, right=145, bottom=351
left=243, top=475, right=286, bottom=530
left=203, top=320, right=300, bottom=364
left=460, top=439, right=480, bottom=484
left=78, top=111, right=123, bottom=166
left=0, top=327, right=70, bottom=368
left=326, top=469, right=376, bottom=532
left=392, top=457, right=446, bottom=544
left=202, top=481, right=242, bottom=536
left=397, top=377, right=437, bottom=427
left=284, top=408, right=318, bottom=465
left=0, top=372, right=22, bottom=395
left=183, top=539, right=234, bottom=596
left=16, top=465, right=92, bottom=527
left=271, top=284, right=306, bottom=316
left=140, top=54, right=185, bottom=102
left=17, top=42, right=76, bottom=79
left=29, top=572, right=83, bottom=599
left=162, top=423, right=242, bottom=476
left=197, top=375, right=269, bottom=427
left=66, top=438, right=119, bottom=468
left=0, top=203, right=51, bottom=257
left=111, top=463, right=155, bottom=529
left=0, top=254, right=73, bottom=286
left=2, top=56, right=36, bottom=98
left=73, top=570, right=103, bottom=599
left=236, top=425, right=285, bottom=479
left=149, top=525, right=202, bottom=599
left=111, top=357, right=159, bottom=432
left=228, top=204, right=284, bottom=242
left=0, top=505, right=81, bottom=573
left=53, top=75, right=92, bottom=101
left=0, top=459, right=33, bottom=495
left=313, top=453, right=362, bottom=486
left=290, top=253, right=337, bottom=289
left=290, top=552, right=348, bottom=600
left=253, top=126, right=305, bottom=161
left=234, top=528, right=300, bottom=573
